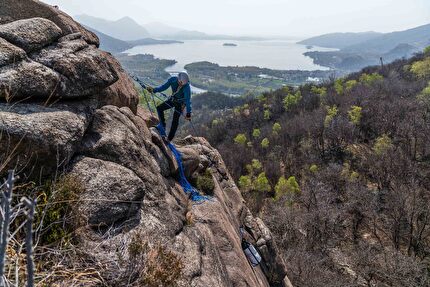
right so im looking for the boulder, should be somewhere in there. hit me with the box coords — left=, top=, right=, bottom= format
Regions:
left=68, top=156, right=145, bottom=229
left=0, top=60, right=60, bottom=101
left=0, top=0, right=99, bottom=46
left=177, top=146, right=201, bottom=179
left=80, top=105, right=160, bottom=183
left=0, top=18, right=62, bottom=52
left=0, top=101, right=95, bottom=179
left=0, top=37, right=26, bottom=67
left=97, top=54, right=139, bottom=113
left=31, top=42, right=119, bottom=99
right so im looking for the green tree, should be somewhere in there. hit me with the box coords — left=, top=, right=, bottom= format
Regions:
left=283, top=90, right=302, bottom=111
left=261, top=138, right=270, bottom=148
left=411, top=57, right=430, bottom=78
left=311, top=86, right=327, bottom=97
left=234, top=133, right=247, bottom=145
left=239, top=175, right=253, bottom=191
left=264, top=109, right=271, bottom=120
left=309, top=164, right=318, bottom=173
left=425, top=46, right=430, bottom=55
left=359, top=73, right=383, bottom=85
left=345, top=80, right=358, bottom=92
left=272, top=122, right=281, bottom=134
left=274, top=176, right=300, bottom=201
left=373, top=134, right=393, bottom=155
left=348, top=105, right=362, bottom=125
left=253, top=172, right=271, bottom=192
left=252, top=128, right=261, bottom=138
left=324, top=105, right=338, bottom=127
left=334, top=78, right=344, bottom=95
left=251, top=159, right=262, bottom=170
left=417, top=82, right=430, bottom=104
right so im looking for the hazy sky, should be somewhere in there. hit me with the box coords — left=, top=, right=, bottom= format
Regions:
left=41, top=0, right=430, bottom=37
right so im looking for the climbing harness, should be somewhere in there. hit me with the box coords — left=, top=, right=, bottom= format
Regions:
left=240, top=227, right=262, bottom=267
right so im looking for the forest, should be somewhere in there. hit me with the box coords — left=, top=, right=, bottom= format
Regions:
left=184, top=48, right=430, bottom=286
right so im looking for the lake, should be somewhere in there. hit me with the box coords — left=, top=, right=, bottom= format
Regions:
left=124, top=40, right=336, bottom=72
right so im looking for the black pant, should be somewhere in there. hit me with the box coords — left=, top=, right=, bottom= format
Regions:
left=156, top=99, right=183, bottom=141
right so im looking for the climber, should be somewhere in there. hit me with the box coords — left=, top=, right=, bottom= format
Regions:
left=146, top=72, right=192, bottom=142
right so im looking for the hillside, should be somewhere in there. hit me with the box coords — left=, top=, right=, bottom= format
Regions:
left=344, top=23, right=430, bottom=53
left=0, top=2, right=292, bottom=286
left=75, top=14, right=150, bottom=40
left=298, top=31, right=382, bottom=49
left=187, top=49, right=430, bottom=286
left=84, top=25, right=133, bottom=53
left=302, top=23, right=430, bottom=71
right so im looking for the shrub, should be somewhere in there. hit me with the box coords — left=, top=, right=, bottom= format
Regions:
left=37, top=174, right=84, bottom=245
left=252, top=128, right=261, bottom=138
left=196, top=169, right=215, bottom=195
left=417, top=82, right=430, bottom=103
left=334, top=78, right=344, bottom=95
left=345, top=80, right=358, bottom=92
left=348, top=105, right=362, bottom=125
left=373, top=134, right=393, bottom=155
left=283, top=90, right=302, bottom=111
left=234, top=133, right=247, bottom=145
left=411, top=57, right=430, bottom=78
left=264, top=109, right=271, bottom=120
left=359, top=73, right=383, bottom=85
left=272, top=122, right=282, bottom=134
left=324, top=105, right=338, bottom=127
left=239, top=175, right=253, bottom=191
left=311, top=86, right=327, bottom=97
left=274, top=176, right=300, bottom=200
left=309, top=164, right=318, bottom=173
left=253, top=172, right=271, bottom=192
left=261, top=138, right=270, bottom=148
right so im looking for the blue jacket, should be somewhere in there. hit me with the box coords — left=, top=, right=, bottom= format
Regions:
left=154, top=76, right=192, bottom=114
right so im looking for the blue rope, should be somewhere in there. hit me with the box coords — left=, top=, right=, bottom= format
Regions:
left=156, top=125, right=211, bottom=203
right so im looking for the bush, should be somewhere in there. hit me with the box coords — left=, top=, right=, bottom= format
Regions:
left=348, top=105, right=362, bottom=125
left=345, top=80, right=358, bottom=92
left=373, top=134, right=393, bottom=155
left=239, top=175, right=253, bottom=191
left=272, top=122, right=281, bottom=134
left=234, top=133, right=247, bottom=145
left=252, top=128, right=261, bottom=138
left=309, top=164, right=318, bottom=173
left=36, top=174, right=84, bottom=245
left=411, top=57, right=430, bottom=78
left=264, top=109, right=271, bottom=120
left=261, top=138, right=270, bottom=148
left=253, top=172, right=271, bottom=192
left=359, top=73, right=383, bottom=85
left=283, top=90, right=302, bottom=111
left=324, top=105, right=338, bottom=127
left=196, top=168, right=215, bottom=195
left=274, top=176, right=300, bottom=201
left=334, top=78, right=344, bottom=95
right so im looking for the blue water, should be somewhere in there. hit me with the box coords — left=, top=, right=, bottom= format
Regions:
left=124, top=39, right=336, bottom=71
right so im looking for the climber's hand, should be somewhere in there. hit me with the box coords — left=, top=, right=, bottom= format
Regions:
left=185, top=113, right=192, bottom=121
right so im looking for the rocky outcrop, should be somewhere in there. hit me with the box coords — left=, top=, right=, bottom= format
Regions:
left=0, top=1, right=138, bottom=111
left=0, top=2, right=291, bottom=286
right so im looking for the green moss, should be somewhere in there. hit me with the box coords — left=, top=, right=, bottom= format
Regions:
left=196, top=169, right=215, bottom=195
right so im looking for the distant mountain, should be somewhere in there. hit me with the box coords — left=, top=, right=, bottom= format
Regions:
left=84, top=26, right=132, bottom=53
left=85, top=25, right=183, bottom=54
left=344, top=23, right=430, bottom=53
left=298, top=32, right=382, bottom=49
left=144, top=22, right=183, bottom=37
left=75, top=14, right=150, bottom=41
left=126, top=38, right=183, bottom=46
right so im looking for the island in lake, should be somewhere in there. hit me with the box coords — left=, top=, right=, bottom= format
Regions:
left=223, top=43, right=238, bottom=47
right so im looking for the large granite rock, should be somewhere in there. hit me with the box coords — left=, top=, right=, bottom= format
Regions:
left=0, top=0, right=99, bottom=45
left=0, top=4, right=139, bottom=112
left=0, top=101, right=95, bottom=179
left=0, top=18, right=62, bottom=52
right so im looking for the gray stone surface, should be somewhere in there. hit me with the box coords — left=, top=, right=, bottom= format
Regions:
left=0, top=18, right=62, bottom=52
